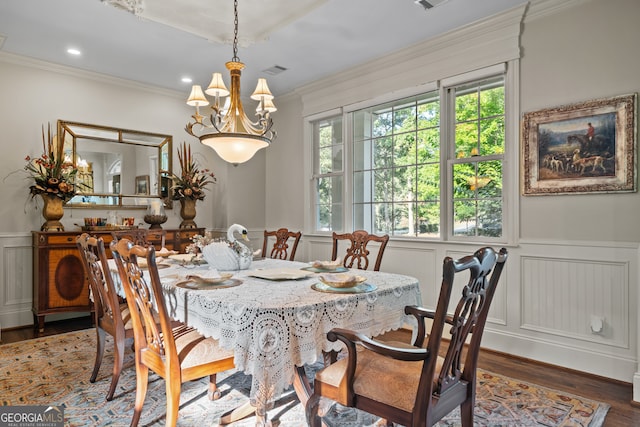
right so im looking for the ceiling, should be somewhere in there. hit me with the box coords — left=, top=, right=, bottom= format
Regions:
left=0, top=0, right=527, bottom=98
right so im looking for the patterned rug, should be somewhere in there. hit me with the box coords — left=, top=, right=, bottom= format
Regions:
left=0, top=330, right=609, bottom=426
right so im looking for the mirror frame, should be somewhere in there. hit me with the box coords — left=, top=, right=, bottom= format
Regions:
left=58, top=120, right=173, bottom=209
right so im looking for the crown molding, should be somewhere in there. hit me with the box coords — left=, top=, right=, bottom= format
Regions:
left=525, top=0, right=591, bottom=22
left=297, top=3, right=526, bottom=116
left=0, top=51, right=183, bottom=99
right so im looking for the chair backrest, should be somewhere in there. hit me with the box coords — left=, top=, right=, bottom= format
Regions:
left=261, top=228, right=302, bottom=261
left=111, top=229, right=152, bottom=247
left=417, top=247, right=508, bottom=413
left=110, top=238, right=178, bottom=370
left=76, top=233, right=124, bottom=333
left=331, top=230, right=389, bottom=271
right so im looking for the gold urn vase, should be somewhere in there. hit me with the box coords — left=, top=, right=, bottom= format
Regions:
left=179, top=198, right=197, bottom=229
left=40, top=194, right=65, bottom=232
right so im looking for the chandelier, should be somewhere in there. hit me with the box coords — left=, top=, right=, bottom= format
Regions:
left=185, top=0, right=276, bottom=165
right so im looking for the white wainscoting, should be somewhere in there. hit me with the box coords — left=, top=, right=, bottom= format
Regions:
left=3, top=230, right=638, bottom=390
left=0, top=233, right=34, bottom=333
left=304, top=235, right=638, bottom=385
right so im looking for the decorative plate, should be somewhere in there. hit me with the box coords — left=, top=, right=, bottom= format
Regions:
left=301, top=266, right=349, bottom=273
left=167, top=254, right=207, bottom=265
left=311, top=282, right=377, bottom=294
left=249, top=268, right=315, bottom=281
left=186, top=272, right=234, bottom=285
left=318, top=273, right=367, bottom=288
left=176, top=278, right=241, bottom=290
left=136, top=259, right=170, bottom=270
left=309, top=259, right=344, bottom=270
left=156, top=249, right=179, bottom=258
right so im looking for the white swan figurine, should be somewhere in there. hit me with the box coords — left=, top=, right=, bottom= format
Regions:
left=201, top=224, right=253, bottom=270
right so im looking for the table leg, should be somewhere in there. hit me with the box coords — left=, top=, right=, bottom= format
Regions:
left=218, top=401, right=273, bottom=427
left=292, top=365, right=312, bottom=407
left=219, top=401, right=256, bottom=425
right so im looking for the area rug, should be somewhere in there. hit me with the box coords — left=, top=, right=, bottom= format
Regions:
left=0, top=330, right=609, bottom=426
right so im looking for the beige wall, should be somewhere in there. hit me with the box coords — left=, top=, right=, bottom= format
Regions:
left=265, top=0, right=640, bottom=387
left=519, top=0, right=640, bottom=242
left=0, top=55, right=268, bottom=234
left=269, top=0, right=640, bottom=244
left=2, top=0, right=640, bottom=387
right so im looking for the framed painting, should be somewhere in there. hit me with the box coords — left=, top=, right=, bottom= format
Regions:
left=135, top=175, right=150, bottom=195
left=522, top=93, right=636, bottom=195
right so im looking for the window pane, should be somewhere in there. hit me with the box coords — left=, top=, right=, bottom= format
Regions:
left=393, top=166, right=417, bottom=201
left=455, top=122, right=478, bottom=157
left=417, top=201, right=440, bottom=237
left=318, top=145, right=342, bottom=174
left=392, top=202, right=412, bottom=236
left=480, top=85, right=504, bottom=118
left=417, top=98, right=439, bottom=129
left=353, top=139, right=371, bottom=171
left=417, top=164, right=439, bottom=201
left=394, top=103, right=416, bottom=132
left=374, top=169, right=392, bottom=202
left=478, top=199, right=502, bottom=237
left=317, top=204, right=331, bottom=231
left=374, top=203, right=392, bottom=234
left=353, top=170, right=372, bottom=203
left=373, top=108, right=393, bottom=137
left=453, top=162, right=475, bottom=199
left=455, top=90, right=478, bottom=122
left=373, top=137, right=393, bottom=169
left=394, top=132, right=416, bottom=166
left=417, top=129, right=439, bottom=163
left=352, top=111, right=370, bottom=143
left=453, top=200, right=477, bottom=236
left=480, top=116, right=505, bottom=155
left=477, top=160, right=502, bottom=198
left=353, top=203, right=366, bottom=230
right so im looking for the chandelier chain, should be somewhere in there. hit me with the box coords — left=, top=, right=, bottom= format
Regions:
left=232, top=0, right=239, bottom=62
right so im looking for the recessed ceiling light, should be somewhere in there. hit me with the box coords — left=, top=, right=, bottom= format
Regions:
left=67, top=48, right=81, bottom=56
left=181, top=77, right=193, bottom=83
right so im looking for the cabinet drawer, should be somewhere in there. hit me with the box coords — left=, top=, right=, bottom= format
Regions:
left=43, top=234, right=80, bottom=245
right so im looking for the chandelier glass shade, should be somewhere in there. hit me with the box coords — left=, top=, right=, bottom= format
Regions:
left=185, top=0, right=276, bottom=165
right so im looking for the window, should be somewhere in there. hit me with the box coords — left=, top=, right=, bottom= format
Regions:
left=312, top=116, right=343, bottom=232
left=352, top=92, right=440, bottom=237
left=449, top=76, right=505, bottom=239
left=310, top=68, right=509, bottom=242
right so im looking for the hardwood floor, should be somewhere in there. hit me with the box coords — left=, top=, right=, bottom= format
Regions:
left=2, top=317, right=640, bottom=426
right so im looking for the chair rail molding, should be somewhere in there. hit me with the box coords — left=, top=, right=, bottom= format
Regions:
left=305, top=235, right=638, bottom=386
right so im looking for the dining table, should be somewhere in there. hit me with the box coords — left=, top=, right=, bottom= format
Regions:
left=112, top=255, right=422, bottom=426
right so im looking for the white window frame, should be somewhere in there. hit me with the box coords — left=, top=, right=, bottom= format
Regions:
left=306, top=61, right=519, bottom=245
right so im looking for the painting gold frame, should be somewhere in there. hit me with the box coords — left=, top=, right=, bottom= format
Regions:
left=522, top=93, right=636, bottom=195
left=135, top=175, right=150, bottom=195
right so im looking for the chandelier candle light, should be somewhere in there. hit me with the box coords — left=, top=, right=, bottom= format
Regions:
left=185, top=0, right=276, bottom=165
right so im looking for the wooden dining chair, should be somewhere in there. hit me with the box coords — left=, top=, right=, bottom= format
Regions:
left=306, top=247, right=508, bottom=427
left=331, top=230, right=389, bottom=271
left=261, top=228, right=302, bottom=261
left=76, top=233, right=134, bottom=401
left=110, top=238, right=235, bottom=427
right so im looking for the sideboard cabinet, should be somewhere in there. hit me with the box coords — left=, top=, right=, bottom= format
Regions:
left=32, top=228, right=204, bottom=332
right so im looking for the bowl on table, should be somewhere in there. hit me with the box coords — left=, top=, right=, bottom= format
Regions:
left=317, top=273, right=366, bottom=289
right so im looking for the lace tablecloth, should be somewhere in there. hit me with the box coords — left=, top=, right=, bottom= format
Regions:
left=113, top=258, right=422, bottom=417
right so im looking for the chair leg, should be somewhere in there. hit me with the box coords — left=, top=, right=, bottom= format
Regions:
left=106, top=333, right=126, bottom=401
left=130, top=364, right=149, bottom=427
left=305, top=394, right=323, bottom=427
left=165, top=376, right=182, bottom=427
left=460, top=398, right=474, bottom=427
left=90, top=327, right=106, bottom=383
left=208, top=374, right=221, bottom=400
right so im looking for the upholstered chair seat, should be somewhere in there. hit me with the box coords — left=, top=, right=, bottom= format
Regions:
left=307, top=247, right=508, bottom=427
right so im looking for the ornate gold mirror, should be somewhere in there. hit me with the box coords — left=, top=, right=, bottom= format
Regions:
left=58, top=120, right=173, bottom=209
